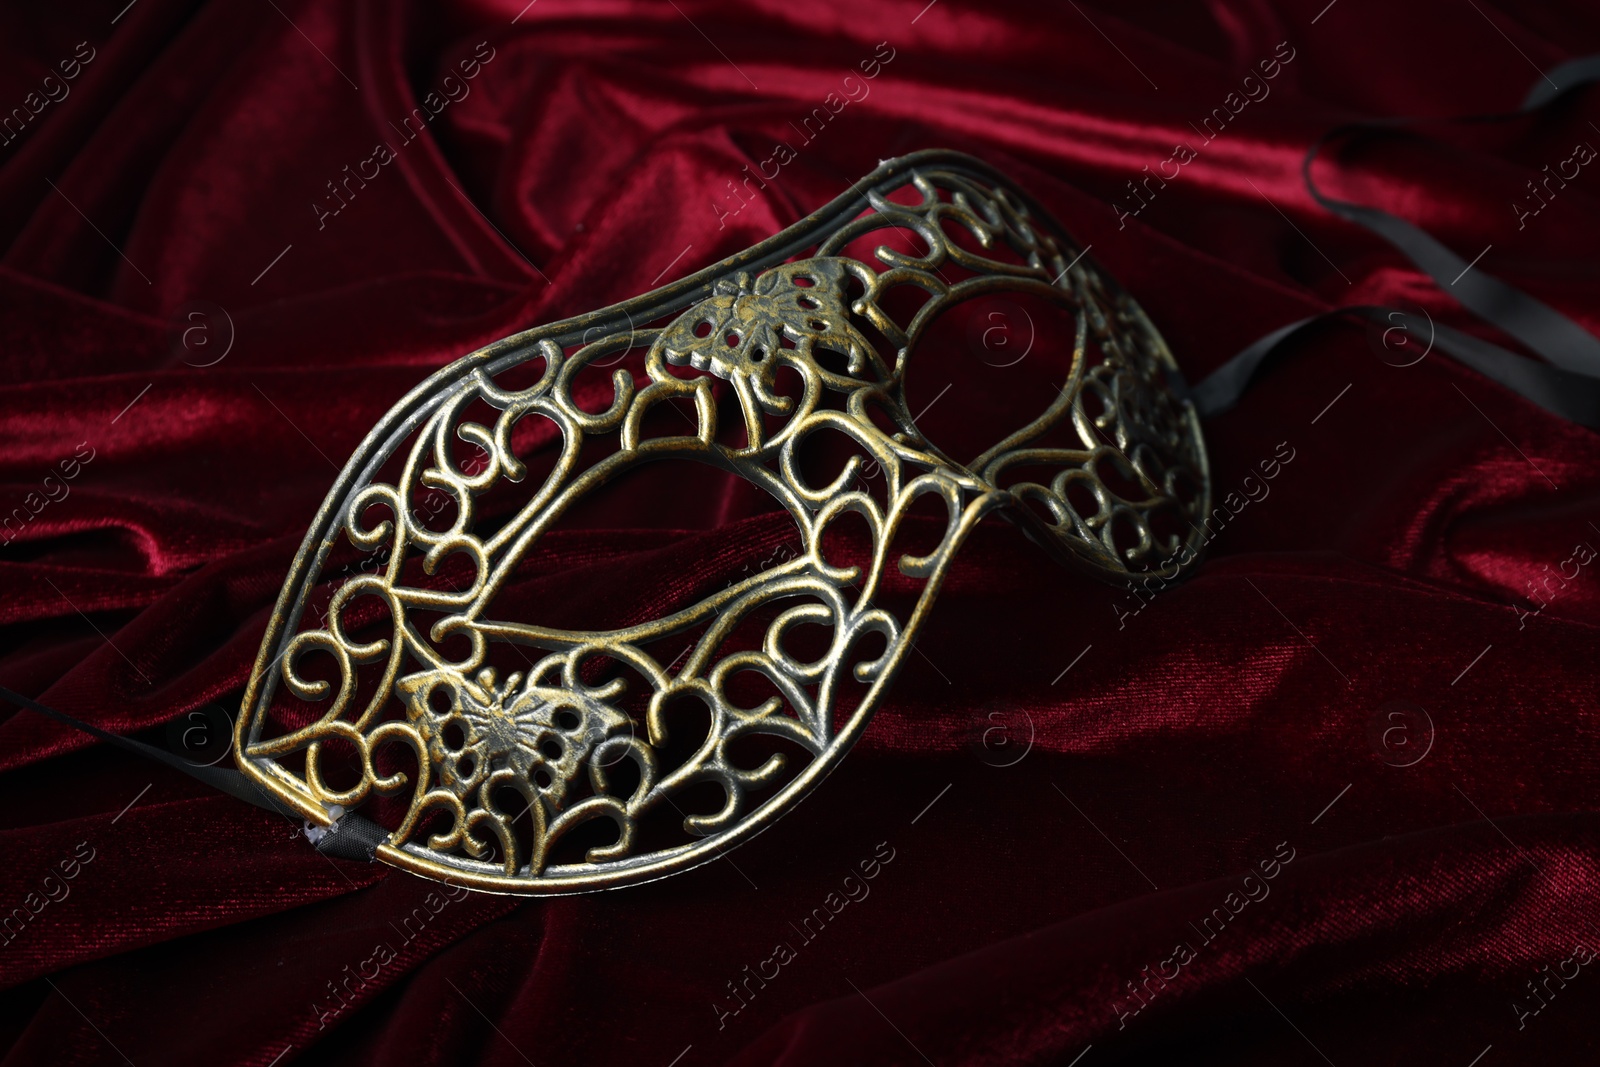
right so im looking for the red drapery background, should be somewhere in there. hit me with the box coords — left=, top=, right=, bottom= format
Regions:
left=2, top=1, right=1598, bottom=1063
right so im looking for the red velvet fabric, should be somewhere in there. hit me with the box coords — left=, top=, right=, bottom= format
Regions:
left=3, top=1, right=1600, bottom=1064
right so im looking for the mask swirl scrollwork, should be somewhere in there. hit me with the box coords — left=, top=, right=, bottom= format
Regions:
left=237, top=150, right=1210, bottom=893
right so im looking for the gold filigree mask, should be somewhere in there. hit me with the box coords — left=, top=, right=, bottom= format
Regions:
left=236, top=150, right=1211, bottom=893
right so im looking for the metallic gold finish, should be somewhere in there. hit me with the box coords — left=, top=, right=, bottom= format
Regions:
left=236, top=150, right=1210, bottom=894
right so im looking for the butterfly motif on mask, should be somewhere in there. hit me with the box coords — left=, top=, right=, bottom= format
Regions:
left=658, top=258, right=886, bottom=413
